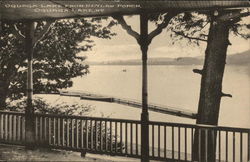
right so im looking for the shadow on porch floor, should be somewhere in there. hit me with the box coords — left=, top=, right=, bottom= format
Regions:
left=0, top=143, right=140, bottom=161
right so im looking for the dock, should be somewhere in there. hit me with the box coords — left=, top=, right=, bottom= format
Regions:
left=57, top=91, right=197, bottom=119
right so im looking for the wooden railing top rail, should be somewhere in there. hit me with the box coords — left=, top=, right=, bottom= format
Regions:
left=148, top=121, right=250, bottom=133
left=0, top=110, right=249, bottom=132
left=0, top=110, right=25, bottom=116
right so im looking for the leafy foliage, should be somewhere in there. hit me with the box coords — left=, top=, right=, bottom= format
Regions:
left=0, top=18, right=115, bottom=106
left=149, top=10, right=249, bottom=46
left=6, top=97, right=92, bottom=115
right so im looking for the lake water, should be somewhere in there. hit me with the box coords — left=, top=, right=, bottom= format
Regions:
left=38, top=65, right=249, bottom=161
left=43, top=65, right=250, bottom=128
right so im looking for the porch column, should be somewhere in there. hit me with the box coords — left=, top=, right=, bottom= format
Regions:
left=140, top=13, right=149, bottom=162
left=24, top=21, right=36, bottom=147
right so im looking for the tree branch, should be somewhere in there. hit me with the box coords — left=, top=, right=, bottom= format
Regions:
left=234, top=30, right=249, bottom=39
left=112, top=15, right=140, bottom=43
left=33, top=20, right=54, bottom=47
left=148, top=12, right=178, bottom=44
left=173, top=31, right=207, bottom=42
left=10, top=24, right=25, bottom=40
left=193, top=69, right=203, bottom=75
left=218, top=11, right=250, bottom=22
left=221, top=92, right=232, bottom=98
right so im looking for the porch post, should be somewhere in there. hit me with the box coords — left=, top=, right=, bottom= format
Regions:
left=140, top=13, right=149, bottom=162
left=24, top=21, right=36, bottom=147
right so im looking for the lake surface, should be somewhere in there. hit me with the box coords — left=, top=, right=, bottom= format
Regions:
left=45, top=65, right=250, bottom=128
left=39, top=64, right=249, bottom=161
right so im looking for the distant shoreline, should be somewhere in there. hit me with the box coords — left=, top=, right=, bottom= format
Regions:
left=86, top=50, right=250, bottom=66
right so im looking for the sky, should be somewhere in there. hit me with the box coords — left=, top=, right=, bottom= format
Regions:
left=80, top=16, right=250, bottom=62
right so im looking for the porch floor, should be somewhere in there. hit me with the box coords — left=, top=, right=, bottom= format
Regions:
left=0, top=143, right=139, bottom=161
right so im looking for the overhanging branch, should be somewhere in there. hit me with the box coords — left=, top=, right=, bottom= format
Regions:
left=148, top=12, right=179, bottom=44
left=173, top=31, right=207, bottom=42
left=112, top=15, right=140, bottom=43
left=33, top=20, right=54, bottom=47
left=10, top=24, right=25, bottom=40
left=218, top=11, right=250, bottom=22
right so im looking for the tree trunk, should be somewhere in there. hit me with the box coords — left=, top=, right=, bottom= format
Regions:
left=192, top=15, right=231, bottom=161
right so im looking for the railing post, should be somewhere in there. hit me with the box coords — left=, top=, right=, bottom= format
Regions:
left=140, top=13, right=149, bottom=162
left=24, top=21, right=36, bottom=148
left=248, top=131, right=250, bottom=161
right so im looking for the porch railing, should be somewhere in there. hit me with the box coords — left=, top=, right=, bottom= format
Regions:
left=0, top=111, right=249, bottom=162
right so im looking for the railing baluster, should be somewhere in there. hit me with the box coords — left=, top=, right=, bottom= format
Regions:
left=120, top=122, right=123, bottom=154
left=4, top=114, right=7, bottom=140
left=13, top=115, right=16, bottom=141
left=22, top=116, right=25, bottom=141
left=9, top=115, right=11, bottom=141
left=158, top=125, right=160, bottom=158
left=233, top=131, right=235, bottom=162
left=115, top=122, right=117, bottom=153
left=62, top=118, right=65, bottom=147
left=248, top=132, right=250, bottom=162
left=110, top=121, right=113, bottom=152
left=205, top=129, right=208, bottom=162
left=136, top=123, right=138, bottom=156
left=86, top=120, right=89, bottom=149
left=125, top=122, right=128, bottom=155
left=95, top=120, right=98, bottom=150
left=15, top=115, right=18, bottom=141
left=58, top=118, right=60, bottom=146
left=131, top=123, right=133, bottom=155
left=53, top=117, right=56, bottom=145
left=72, top=119, right=75, bottom=148
left=226, top=131, right=228, bottom=162
left=67, top=118, right=69, bottom=147
left=100, top=120, right=102, bottom=151
left=2, top=114, right=5, bottom=140
left=240, top=132, right=242, bottom=162
left=48, top=117, right=51, bottom=145
left=40, top=116, right=43, bottom=142
left=44, top=117, right=47, bottom=142
left=178, top=127, right=180, bottom=160
left=6, top=114, right=9, bottom=141
left=19, top=115, right=21, bottom=141
left=219, top=130, right=221, bottom=162
left=172, top=126, right=174, bottom=160
left=76, top=119, right=79, bottom=148
left=35, top=117, right=38, bottom=141
left=152, top=124, right=154, bottom=157
left=90, top=120, right=93, bottom=149
left=17, top=116, right=21, bottom=141
left=81, top=120, right=83, bottom=148
left=164, top=126, right=166, bottom=159
left=185, top=127, right=187, bottom=161
left=10, top=115, right=12, bottom=141
left=105, top=120, right=107, bottom=151
left=198, top=129, right=201, bottom=162
left=191, top=127, right=194, bottom=158
left=212, top=130, right=215, bottom=159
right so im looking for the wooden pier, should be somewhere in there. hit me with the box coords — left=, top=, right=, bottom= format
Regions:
left=58, top=91, right=197, bottom=119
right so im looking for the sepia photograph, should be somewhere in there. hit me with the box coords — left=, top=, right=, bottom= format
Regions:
left=0, top=0, right=250, bottom=161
